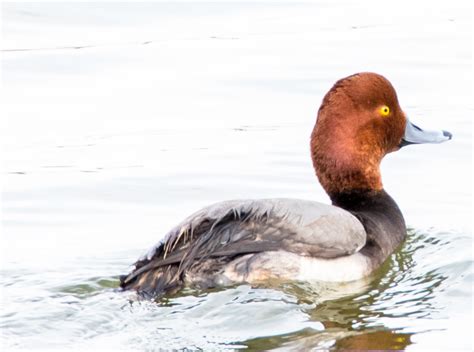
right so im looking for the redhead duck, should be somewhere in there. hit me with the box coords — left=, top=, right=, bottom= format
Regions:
left=120, top=72, right=451, bottom=298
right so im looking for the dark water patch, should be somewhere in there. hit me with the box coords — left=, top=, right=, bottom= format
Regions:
left=57, top=277, right=120, bottom=298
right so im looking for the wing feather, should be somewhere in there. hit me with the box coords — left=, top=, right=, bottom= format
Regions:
left=120, top=198, right=366, bottom=297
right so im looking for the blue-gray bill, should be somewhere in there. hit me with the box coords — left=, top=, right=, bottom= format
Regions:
left=399, top=118, right=452, bottom=147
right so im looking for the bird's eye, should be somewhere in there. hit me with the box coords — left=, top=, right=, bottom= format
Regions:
left=379, top=105, right=390, bottom=117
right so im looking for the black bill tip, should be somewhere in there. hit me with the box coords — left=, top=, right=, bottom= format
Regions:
left=442, top=130, right=453, bottom=140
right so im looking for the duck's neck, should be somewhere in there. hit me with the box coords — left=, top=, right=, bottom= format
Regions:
left=331, top=189, right=407, bottom=266
left=330, top=189, right=394, bottom=213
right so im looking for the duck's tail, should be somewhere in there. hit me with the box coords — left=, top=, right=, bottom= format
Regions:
left=119, top=264, right=182, bottom=299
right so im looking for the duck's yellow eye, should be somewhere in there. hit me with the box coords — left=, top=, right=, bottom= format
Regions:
left=379, top=105, right=390, bottom=117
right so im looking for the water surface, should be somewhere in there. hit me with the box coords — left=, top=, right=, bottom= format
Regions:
left=1, top=1, right=472, bottom=350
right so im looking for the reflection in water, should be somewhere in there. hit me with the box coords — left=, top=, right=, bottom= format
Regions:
left=336, top=330, right=412, bottom=351
left=237, top=230, right=448, bottom=350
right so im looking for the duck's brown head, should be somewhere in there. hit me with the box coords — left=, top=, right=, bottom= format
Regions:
left=311, top=72, right=451, bottom=200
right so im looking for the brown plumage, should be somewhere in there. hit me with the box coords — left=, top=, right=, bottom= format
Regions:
left=311, top=73, right=406, bottom=197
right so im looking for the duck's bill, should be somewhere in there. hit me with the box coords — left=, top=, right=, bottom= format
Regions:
left=400, top=119, right=452, bottom=147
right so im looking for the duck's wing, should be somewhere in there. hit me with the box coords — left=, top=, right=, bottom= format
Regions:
left=120, top=198, right=366, bottom=297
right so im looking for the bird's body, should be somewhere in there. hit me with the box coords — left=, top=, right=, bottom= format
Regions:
left=120, top=72, right=451, bottom=298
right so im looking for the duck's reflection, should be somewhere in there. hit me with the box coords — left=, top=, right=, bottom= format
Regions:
left=242, top=230, right=447, bottom=350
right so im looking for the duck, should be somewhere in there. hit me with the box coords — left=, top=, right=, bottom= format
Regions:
left=120, top=72, right=452, bottom=298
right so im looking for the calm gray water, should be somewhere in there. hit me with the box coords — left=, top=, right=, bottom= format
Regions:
left=1, top=1, right=472, bottom=350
